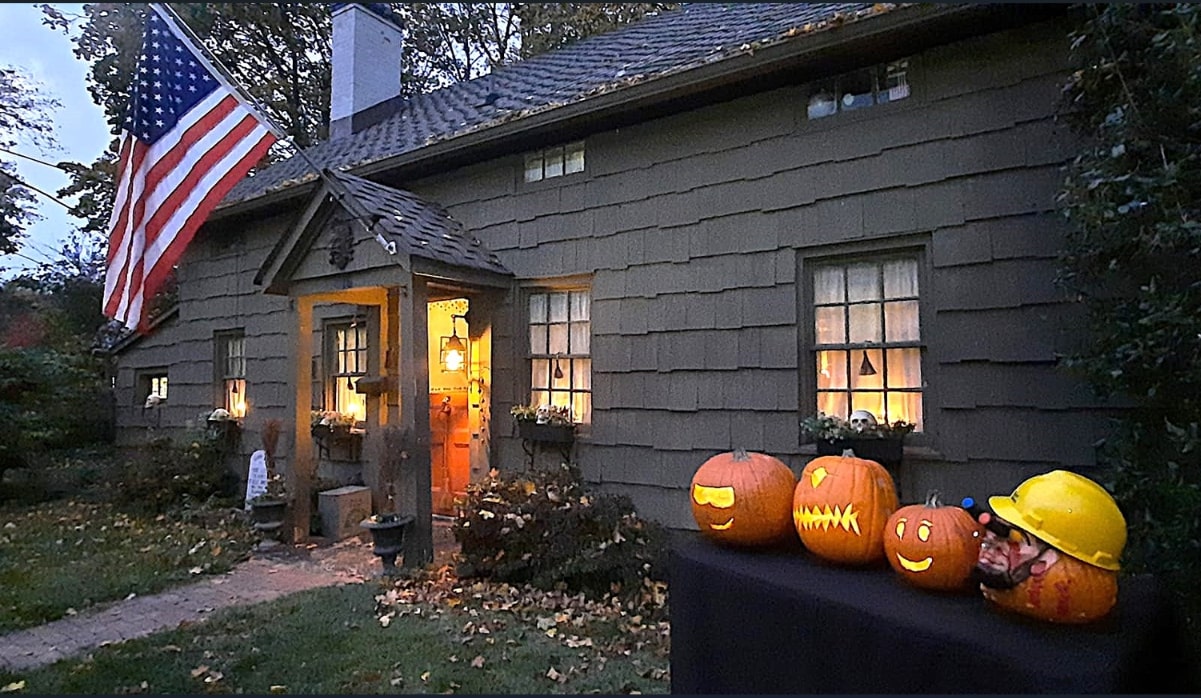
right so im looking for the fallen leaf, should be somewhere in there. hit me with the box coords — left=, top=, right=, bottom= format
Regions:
left=269, top=685, right=287, bottom=694
left=0, top=681, right=25, bottom=693
left=161, top=645, right=182, bottom=653
left=546, top=667, right=562, bottom=682
left=470, top=655, right=485, bottom=668
left=189, top=567, right=203, bottom=575
left=191, top=665, right=209, bottom=678
left=421, top=671, right=431, bottom=682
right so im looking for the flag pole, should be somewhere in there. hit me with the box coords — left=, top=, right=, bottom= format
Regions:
left=153, top=3, right=398, bottom=257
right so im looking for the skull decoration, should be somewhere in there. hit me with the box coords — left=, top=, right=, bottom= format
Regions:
left=848, top=410, right=878, bottom=432
left=535, top=405, right=551, bottom=424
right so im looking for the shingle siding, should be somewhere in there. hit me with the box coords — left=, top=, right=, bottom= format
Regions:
left=115, top=14, right=1104, bottom=531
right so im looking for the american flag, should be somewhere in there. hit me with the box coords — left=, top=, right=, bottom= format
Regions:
left=103, top=5, right=278, bottom=332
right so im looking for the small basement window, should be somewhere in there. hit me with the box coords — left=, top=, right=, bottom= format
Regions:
left=807, top=59, right=909, bottom=120
left=524, top=141, right=585, bottom=183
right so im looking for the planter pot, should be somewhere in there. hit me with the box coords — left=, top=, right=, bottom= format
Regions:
left=517, top=421, right=575, bottom=444
left=361, top=513, right=416, bottom=574
left=250, top=498, right=287, bottom=539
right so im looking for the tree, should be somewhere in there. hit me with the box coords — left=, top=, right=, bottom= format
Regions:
left=0, top=65, right=60, bottom=256
left=1057, top=4, right=1201, bottom=575
left=44, top=3, right=676, bottom=236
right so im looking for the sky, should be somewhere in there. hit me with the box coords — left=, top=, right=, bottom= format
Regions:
left=0, top=3, right=109, bottom=277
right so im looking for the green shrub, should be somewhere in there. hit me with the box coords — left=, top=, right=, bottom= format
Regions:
left=114, top=433, right=239, bottom=515
left=453, top=464, right=668, bottom=601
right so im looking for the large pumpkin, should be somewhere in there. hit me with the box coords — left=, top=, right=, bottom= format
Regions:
left=884, top=491, right=983, bottom=591
left=792, top=451, right=898, bottom=565
left=981, top=550, right=1118, bottom=623
left=690, top=448, right=797, bottom=547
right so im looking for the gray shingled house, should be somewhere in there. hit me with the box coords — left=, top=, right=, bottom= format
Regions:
left=110, top=3, right=1096, bottom=557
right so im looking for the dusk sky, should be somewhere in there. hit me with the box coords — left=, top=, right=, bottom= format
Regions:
left=0, top=3, right=109, bottom=277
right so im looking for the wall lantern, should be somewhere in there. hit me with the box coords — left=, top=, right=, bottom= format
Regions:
left=440, top=314, right=468, bottom=372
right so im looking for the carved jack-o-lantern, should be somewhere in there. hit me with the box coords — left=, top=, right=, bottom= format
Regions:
left=980, top=548, right=1118, bottom=623
left=690, top=448, right=796, bottom=547
left=792, top=451, right=898, bottom=565
left=884, top=492, right=983, bottom=591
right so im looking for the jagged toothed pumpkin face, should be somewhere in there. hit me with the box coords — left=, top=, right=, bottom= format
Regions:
left=884, top=493, right=983, bottom=591
left=690, top=449, right=797, bottom=547
left=792, top=453, right=898, bottom=565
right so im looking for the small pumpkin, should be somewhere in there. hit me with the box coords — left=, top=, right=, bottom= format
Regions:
left=690, top=448, right=796, bottom=547
left=792, top=450, right=898, bottom=565
left=884, top=491, right=984, bottom=591
left=981, top=549, right=1118, bottom=623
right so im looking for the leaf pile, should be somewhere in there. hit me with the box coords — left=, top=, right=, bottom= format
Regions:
left=375, top=564, right=671, bottom=690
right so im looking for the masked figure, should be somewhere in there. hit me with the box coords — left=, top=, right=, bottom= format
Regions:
left=973, top=470, right=1127, bottom=623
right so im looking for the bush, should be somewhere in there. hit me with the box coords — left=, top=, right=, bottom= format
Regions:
left=453, top=463, right=668, bottom=600
left=114, top=433, right=239, bottom=514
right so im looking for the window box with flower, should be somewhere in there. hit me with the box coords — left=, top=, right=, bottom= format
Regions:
left=801, top=412, right=915, bottom=486
left=511, top=404, right=576, bottom=444
left=310, top=410, right=364, bottom=461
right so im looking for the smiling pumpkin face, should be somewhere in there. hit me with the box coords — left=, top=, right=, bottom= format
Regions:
left=792, top=452, right=898, bottom=565
left=883, top=493, right=983, bottom=591
left=690, top=449, right=796, bottom=547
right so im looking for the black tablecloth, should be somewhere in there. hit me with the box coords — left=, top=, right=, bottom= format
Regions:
left=669, top=533, right=1191, bottom=694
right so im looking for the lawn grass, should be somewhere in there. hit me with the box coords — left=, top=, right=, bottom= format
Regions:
left=0, top=497, right=258, bottom=633
left=1, top=582, right=671, bottom=695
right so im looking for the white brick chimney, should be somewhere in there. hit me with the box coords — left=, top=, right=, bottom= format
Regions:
left=330, top=3, right=403, bottom=140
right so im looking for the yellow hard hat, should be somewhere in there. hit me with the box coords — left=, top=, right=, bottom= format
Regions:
left=989, top=470, right=1126, bottom=571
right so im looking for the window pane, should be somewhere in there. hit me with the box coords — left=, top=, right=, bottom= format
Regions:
left=548, top=324, right=569, bottom=354
left=884, top=60, right=910, bottom=103
left=840, top=67, right=875, bottom=111
left=883, top=258, right=918, bottom=298
left=846, top=263, right=880, bottom=301
left=565, top=142, right=585, bottom=174
left=814, top=306, right=845, bottom=345
left=570, top=291, right=590, bottom=321
left=545, top=147, right=564, bottom=178
left=886, top=391, right=922, bottom=431
left=529, top=294, right=547, bottom=323
left=530, top=389, right=549, bottom=408
left=816, top=350, right=848, bottom=390
left=530, top=325, right=548, bottom=355
left=569, top=321, right=590, bottom=354
left=548, top=292, right=569, bottom=322
left=848, top=303, right=882, bottom=343
left=814, top=266, right=844, bottom=304
left=884, top=300, right=920, bottom=342
left=851, top=349, right=884, bottom=390
left=572, top=392, right=592, bottom=425
left=549, top=390, right=572, bottom=410
left=572, top=359, right=591, bottom=390
left=226, top=379, right=246, bottom=418
left=531, top=359, right=550, bottom=390
left=551, top=358, right=571, bottom=390
left=524, top=154, right=543, bottom=182
left=817, top=391, right=848, bottom=421
left=849, top=392, right=884, bottom=423
left=886, top=348, right=922, bottom=389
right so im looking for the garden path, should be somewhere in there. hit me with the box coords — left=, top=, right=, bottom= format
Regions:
left=0, top=521, right=457, bottom=674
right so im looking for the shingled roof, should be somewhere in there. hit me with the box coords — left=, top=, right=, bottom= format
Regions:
left=329, top=170, right=510, bottom=276
left=221, top=2, right=895, bottom=208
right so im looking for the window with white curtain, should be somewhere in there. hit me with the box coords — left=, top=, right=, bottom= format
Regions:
left=215, top=331, right=246, bottom=418
left=329, top=322, right=368, bottom=423
left=812, top=256, right=923, bottom=430
left=527, top=289, right=591, bottom=424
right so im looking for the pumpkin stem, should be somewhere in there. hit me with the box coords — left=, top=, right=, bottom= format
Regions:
left=925, top=490, right=942, bottom=508
left=733, top=447, right=750, bottom=461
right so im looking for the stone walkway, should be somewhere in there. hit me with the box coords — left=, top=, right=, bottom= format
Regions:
left=0, top=524, right=458, bottom=674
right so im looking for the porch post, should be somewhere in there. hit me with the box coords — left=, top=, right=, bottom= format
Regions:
left=290, top=295, right=316, bottom=543
left=396, top=275, right=433, bottom=566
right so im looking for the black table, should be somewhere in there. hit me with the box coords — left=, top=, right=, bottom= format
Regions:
left=670, top=533, right=1191, bottom=694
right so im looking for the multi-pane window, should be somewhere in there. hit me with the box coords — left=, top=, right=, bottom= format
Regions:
left=216, top=332, right=246, bottom=418
left=813, top=257, right=923, bottom=430
left=139, top=371, right=168, bottom=406
left=807, top=59, right=909, bottom=120
left=330, top=322, right=368, bottom=423
left=150, top=375, right=169, bottom=401
left=528, top=289, right=591, bottom=424
left=524, top=141, right=585, bottom=183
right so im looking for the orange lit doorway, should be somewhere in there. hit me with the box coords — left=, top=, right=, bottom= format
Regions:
left=428, top=298, right=474, bottom=516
